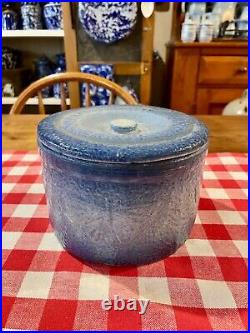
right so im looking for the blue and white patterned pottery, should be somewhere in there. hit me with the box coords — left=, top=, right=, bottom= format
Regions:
left=43, top=2, right=63, bottom=30
left=21, top=3, right=42, bottom=30
left=78, top=2, right=138, bottom=44
left=34, top=56, right=53, bottom=97
left=21, top=2, right=39, bottom=5
left=37, top=105, right=209, bottom=266
left=2, top=47, right=18, bottom=69
left=2, top=5, right=18, bottom=30
left=53, top=53, right=68, bottom=99
left=80, top=64, right=114, bottom=106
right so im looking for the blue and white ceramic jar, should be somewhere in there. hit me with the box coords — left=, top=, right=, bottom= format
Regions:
left=53, top=53, right=68, bottom=98
left=2, top=4, right=18, bottom=30
left=37, top=105, right=209, bottom=266
left=21, top=3, right=42, bottom=30
left=115, top=85, right=139, bottom=105
left=80, top=64, right=114, bottom=106
left=2, top=47, right=18, bottom=69
left=34, top=56, right=53, bottom=97
left=43, top=2, right=63, bottom=30
left=78, top=2, right=138, bottom=44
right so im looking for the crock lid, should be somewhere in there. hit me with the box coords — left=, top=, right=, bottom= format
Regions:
left=37, top=105, right=208, bottom=163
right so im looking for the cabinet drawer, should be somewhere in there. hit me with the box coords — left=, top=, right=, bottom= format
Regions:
left=196, top=88, right=245, bottom=114
left=199, top=56, right=248, bottom=85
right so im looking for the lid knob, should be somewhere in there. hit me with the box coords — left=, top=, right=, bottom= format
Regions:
left=110, top=118, right=137, bottom=134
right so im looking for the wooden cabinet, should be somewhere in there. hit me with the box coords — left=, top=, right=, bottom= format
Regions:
left=167, top=42, right=248, bottom=114
left=196, top=88, right=246, bottom=115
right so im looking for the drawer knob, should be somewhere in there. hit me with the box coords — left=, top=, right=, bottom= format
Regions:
left=237, top=66, right=248, bottom=74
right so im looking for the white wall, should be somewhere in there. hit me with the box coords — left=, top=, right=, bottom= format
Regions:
left=153, top=3, right=173, bottom=61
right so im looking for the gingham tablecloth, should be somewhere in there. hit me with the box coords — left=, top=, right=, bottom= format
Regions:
left=2, top=151, right=248, bottom=331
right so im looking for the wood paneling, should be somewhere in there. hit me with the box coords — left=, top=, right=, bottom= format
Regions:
left=170, top=48, right=199, bottom=114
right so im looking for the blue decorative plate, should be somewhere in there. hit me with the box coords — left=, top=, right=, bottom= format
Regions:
left=78, top=2, right=138, bottom=44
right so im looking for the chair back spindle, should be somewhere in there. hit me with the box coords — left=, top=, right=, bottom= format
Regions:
left=108, top=92, right=115, bottom=105
left=85, top=84, right=91, bottom=107
left=37, top=91, right=46, bottom=114
left=60, top=83, right=67, bottom=111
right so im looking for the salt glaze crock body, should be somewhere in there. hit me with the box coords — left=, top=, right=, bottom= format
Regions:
left=37, top=105, right=208, bottom=266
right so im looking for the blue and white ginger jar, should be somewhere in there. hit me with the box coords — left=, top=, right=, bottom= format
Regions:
left=21, top=3, right=42, bottom=30
left=2, top=4, right=18, bottom=30
left=43, top=2, right=63, bottom=30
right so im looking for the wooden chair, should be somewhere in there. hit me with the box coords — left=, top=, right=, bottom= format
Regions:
left=9, top=72, right=137, bottom=114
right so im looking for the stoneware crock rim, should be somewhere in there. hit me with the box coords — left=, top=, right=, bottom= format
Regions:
left=37, top=105, right=209, bottom=164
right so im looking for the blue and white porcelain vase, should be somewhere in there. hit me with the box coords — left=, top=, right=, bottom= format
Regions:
left=53, top=53, right=68, bottom=99
left=78, top=2, right=138, bottom=44
left=34, top=56, right=53, bottom=97
left=43, top=2, right=63, bottom=30
left=80, top=64, right=114, bottom=106
left=21, top=3, right=42, bottom=30
left=2, top=4, right=18, bottom=30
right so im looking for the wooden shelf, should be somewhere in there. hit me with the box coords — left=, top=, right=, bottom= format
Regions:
left=2, top=29, right=64, bottom=38
left=2, top=97, right=70, bottom=106
left=78, top=61, right=146, bottom=75
left=169, top=41, right=248, bottom=49
left=3, top=67, right=30, bottom=74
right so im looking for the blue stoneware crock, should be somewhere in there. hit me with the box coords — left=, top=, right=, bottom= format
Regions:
left=43, top=2, right=63, bottom=30
left=34, top=56, right=53, bottom=98
left=37, top=105, right=208, bottom=266
left=21, top=3, right=42, bottom=30
left=2, top=4, right=18, bottom=30
left=53, top=53, right=68, bottom=99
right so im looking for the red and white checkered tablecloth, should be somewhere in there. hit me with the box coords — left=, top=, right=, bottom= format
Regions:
left=2, top=151, right=248, bottom=331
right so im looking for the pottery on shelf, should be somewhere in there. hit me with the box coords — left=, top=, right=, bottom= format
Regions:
left=34, top=56, right=53, bottom=97
left=181, top=14, right=197, bottom=43
left=21, top=3, right=42, bottom=30
left=2, top=4, right=18, bottom=30
left=21, top=2, right=40, bottom=5
left=78, top=2, right=138, bottom=44
left=37, top=105, right=208, bottom=266
left=43, top=2, right=63, bottom=30
left=2, top=47, right=19, bottom=70
left=53, top=53, right=68, bottom=99
left=115, top=85, right=139, bottom=105
left=2, top=83, right=15, bottom=97
left=141, top=2, right=155, bottom=18
left=80, top=64, right=114, bottom=106
left=223, top=89, right=248, bottom=115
